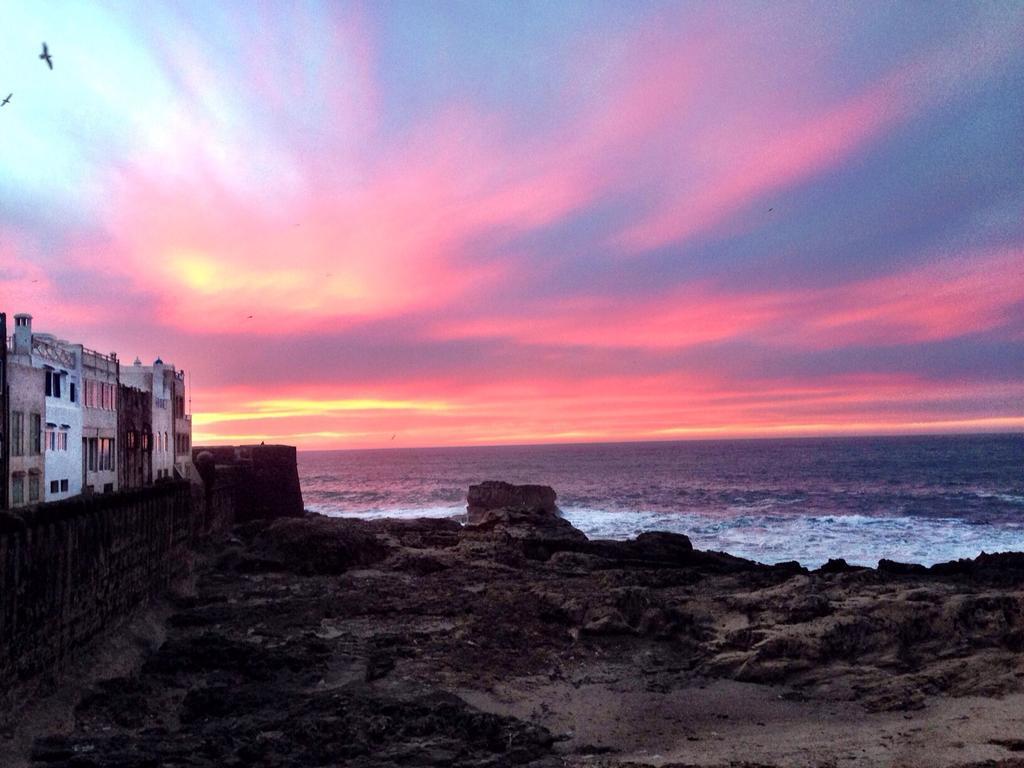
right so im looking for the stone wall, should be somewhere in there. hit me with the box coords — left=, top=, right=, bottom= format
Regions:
left=0, top=442, right=303, bottom=725
left=0, top=478, right=235, bottom=723
left=193, top=444, right=304, bottom=522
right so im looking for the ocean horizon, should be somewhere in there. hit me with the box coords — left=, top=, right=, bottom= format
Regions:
left=297, top=432, right=1024, bottom=570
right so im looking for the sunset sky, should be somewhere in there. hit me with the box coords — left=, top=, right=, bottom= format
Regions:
left=1, top=1, right=1022, bottom=449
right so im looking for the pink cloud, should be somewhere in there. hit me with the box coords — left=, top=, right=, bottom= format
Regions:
left=609, top=15, right=1024, bottom=253
left=432, top=247, right=1024, bottom=351
left=793, top=249, right=1024, bottom=347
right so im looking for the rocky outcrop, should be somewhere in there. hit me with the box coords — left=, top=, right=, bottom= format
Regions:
left=466, top=481, right=558, bottom=523
left=241, top=516, right=391, bottom=574
left=15, top=483, right=1024, bottom=768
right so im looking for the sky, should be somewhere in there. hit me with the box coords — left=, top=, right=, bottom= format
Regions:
left=1, top=1, right=1022, bottom=449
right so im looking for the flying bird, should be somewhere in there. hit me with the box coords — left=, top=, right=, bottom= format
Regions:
left=1, top=94, right=11, bottom=107
left=768, top=207, right=774, bottom=212
left=39, top=42, right=53, bottom=70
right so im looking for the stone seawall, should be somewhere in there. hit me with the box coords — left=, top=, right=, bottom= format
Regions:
left=0, top=482, right=223, bottom=722
left=193, top=444, right=304, bottom=521
left=0, top=444, right=303, bottom=726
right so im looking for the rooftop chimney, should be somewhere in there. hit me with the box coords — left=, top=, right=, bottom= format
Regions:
left=13, top=314, right=32, bottom=355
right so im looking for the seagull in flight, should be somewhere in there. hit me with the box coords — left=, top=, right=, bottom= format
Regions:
left=40, top=42, right=53, bottom=70
left=1, top=94, right=11, bottom=107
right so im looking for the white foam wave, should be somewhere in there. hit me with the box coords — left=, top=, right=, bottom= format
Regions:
left=560, top=506, right=1024, bottom=569
left=309, top=503, right=465, bottom=521
left=308, top=502, right=1024, bottom=570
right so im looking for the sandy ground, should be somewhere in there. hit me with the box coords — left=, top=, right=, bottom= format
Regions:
left=462, top=675, right=1024, bottom=767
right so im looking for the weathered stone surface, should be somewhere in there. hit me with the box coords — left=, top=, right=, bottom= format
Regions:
left=193, top=444, right=305, bottom=521
left=0, top=482, right=224, bottom=728
left=467, top=481, right=558, bottom=523
left=247, top=516, right=391, bottom=574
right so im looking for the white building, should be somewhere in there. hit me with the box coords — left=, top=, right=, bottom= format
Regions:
left=9, top=314, right=83, bottom=502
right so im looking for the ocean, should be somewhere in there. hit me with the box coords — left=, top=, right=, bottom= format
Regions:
left=298, top=434, right=1024, bottom=569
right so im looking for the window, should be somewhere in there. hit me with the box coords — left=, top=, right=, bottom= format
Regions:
left=11, top=411, right=23, bottom=456
left=50, top=480, right=59, bottom=494
left=60, top=479, right=69, bottom=492
left=30, top=413, right=41, bottom=454
left=28, top=474, right=40, bottom=502
left=99, top=438, right=114, bottom=471
left=70, top=381, right=76, bottom=403
left=46, top=429, right=69, bottom=452
left=84, top=380, right=117, bottom=410
left=45, top=370, right=62, bottom=398
left=87, top=438, right=98, bottom=471
left=12, top=476, right=24, bottom=505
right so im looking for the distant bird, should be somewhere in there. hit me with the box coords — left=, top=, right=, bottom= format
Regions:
left=39, top=42, right=53, bottom=69
left=1, top=94, right=11, bottom=107
left=768, top=207, right=774, bottom=212
left=246, top=315, right=253, bottom=319
left=391, top=434, right=396, bottom=440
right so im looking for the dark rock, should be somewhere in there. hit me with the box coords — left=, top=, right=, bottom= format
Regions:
left=770, top=560, right=809, bottom=575
left=961, top=552, right=1024, bottom=584
left=465, top=505, right=588, bottom=561
left=782, top=594, right=832, bottom=624
left=817, top=558, right=860, bottom=573
left=249, top=516, right=391, bottom=574
left=584, top=532, right=692, bottom=566
left=365, top=653, right=396, bottom=681
left=390, top=551, right=450, bottom=575
left=878, top=559, right=929, bottom=575
left=467, top=481, right=558, bottom=523
left=374, top=517, right=463, bottom=549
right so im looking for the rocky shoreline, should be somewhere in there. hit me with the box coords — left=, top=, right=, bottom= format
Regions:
left=11, top=483, right=1024, bottom=767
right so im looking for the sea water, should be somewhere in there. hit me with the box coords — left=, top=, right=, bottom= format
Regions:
left=298, top=434, right=1024, bottom=569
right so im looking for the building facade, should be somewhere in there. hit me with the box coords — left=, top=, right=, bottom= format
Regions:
left=81, top=348, right=120, bottom=495
left=1, top=310, right=193, bottom=504
left=0, top=312, right=7, bottom=509
left=121, top=358, right=187, bottom=481
left=117, top=383, right=152, bottom=489
left=172, top=369, right=192, bottom=480
left=5, top=360, right=46, bottom=509
left=10, top=315, right=84, bottom=502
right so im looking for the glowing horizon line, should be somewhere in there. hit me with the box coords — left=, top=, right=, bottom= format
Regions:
left=193, top=416, right=1024, bottom=450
